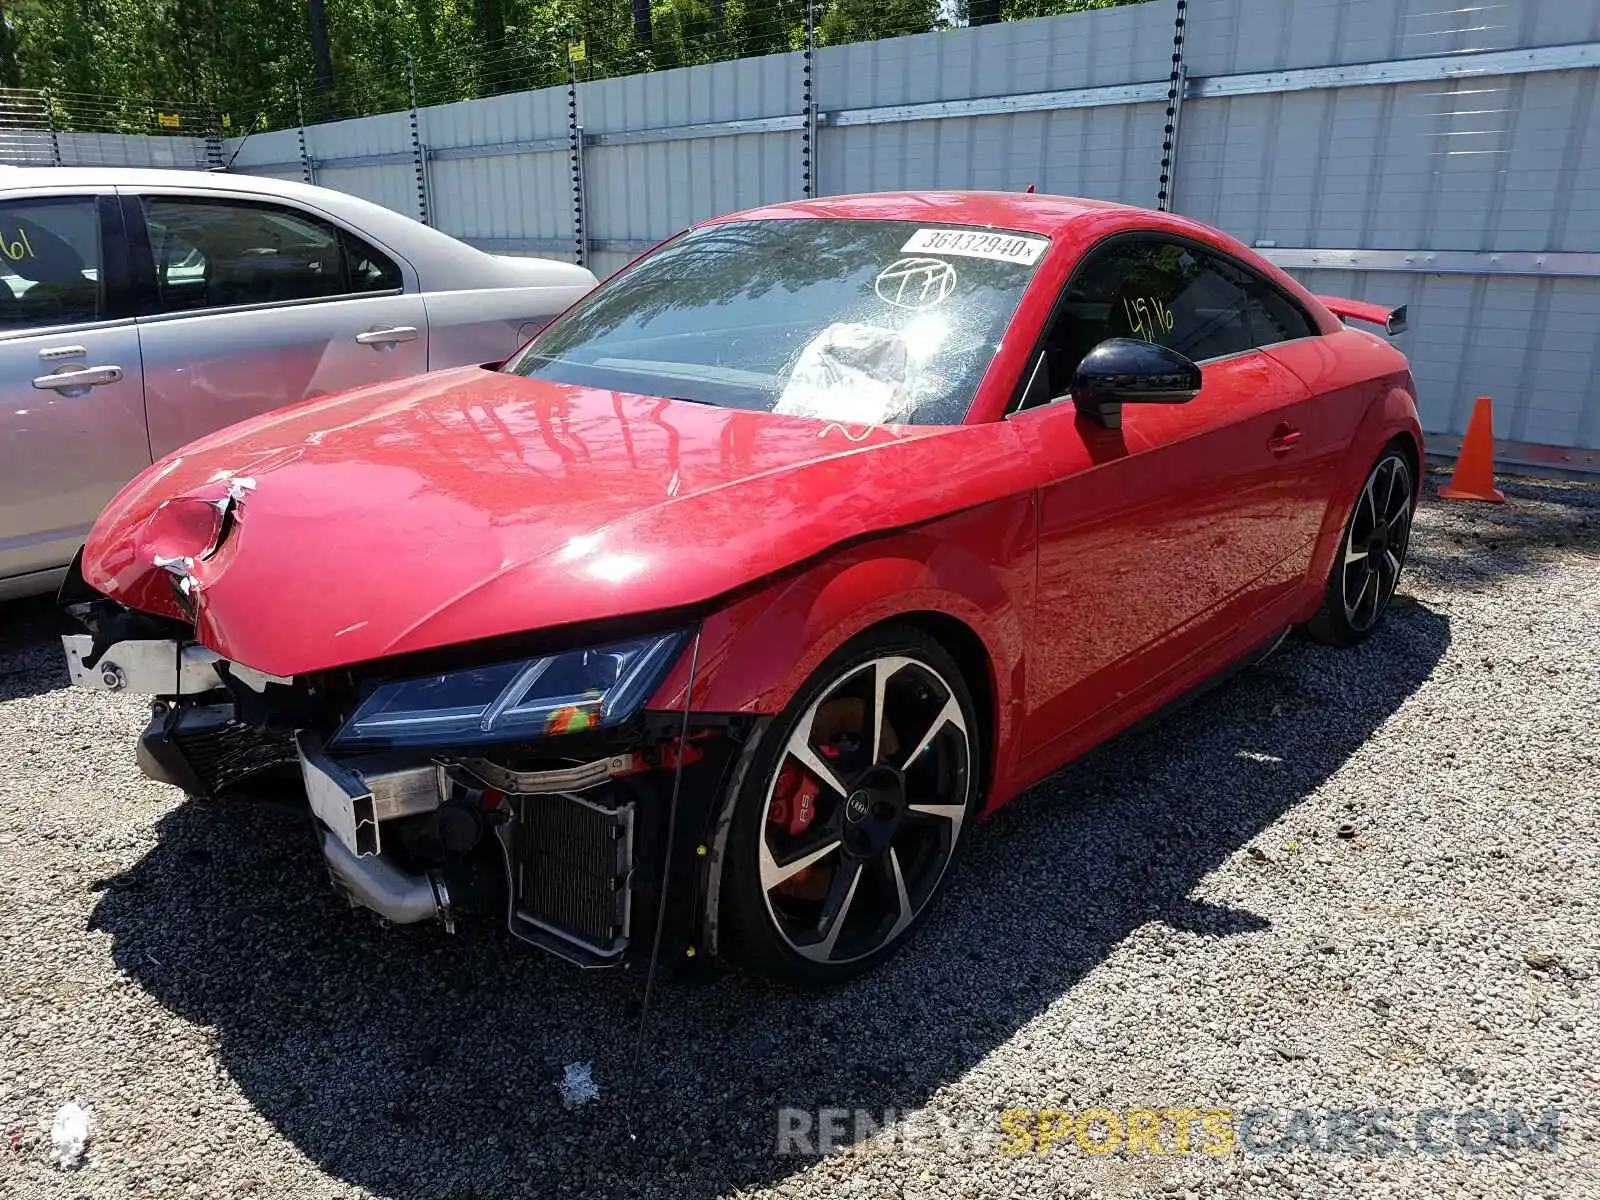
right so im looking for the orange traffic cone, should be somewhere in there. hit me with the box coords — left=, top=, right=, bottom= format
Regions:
left=1440, top=395, right=1505, bottom=503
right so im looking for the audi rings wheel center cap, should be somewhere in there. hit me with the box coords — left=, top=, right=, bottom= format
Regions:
left=841, top=771, right=906, bottom=858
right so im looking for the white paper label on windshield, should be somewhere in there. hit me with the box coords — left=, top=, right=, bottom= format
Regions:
left=900, top=228, right=1048, bottom=265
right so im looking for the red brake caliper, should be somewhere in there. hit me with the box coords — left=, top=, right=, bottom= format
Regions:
left=768, top=762, right=823, bottom=896
left=769, top=763, right=820, bottom=838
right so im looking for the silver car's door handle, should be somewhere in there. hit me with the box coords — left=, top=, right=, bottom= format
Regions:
left=355, top=325, right=419, bottom=346
left=33, top=364, right=124, bottom=390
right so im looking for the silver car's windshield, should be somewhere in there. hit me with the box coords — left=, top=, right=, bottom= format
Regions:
left=503, top=218, right=1049, bottom=426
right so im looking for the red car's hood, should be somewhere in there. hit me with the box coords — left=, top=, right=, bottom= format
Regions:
left=83, top=367, right=1016, bottom=676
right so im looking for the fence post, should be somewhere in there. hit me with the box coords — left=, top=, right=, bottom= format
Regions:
left=42, top=88, right=61, bottom=167
left=802, top=0, right=816, bottom=198
left=295, top=85, right=314, bottom=184
left=1156, top=0, right=1188, bottom=212
left=204, top=105, right=225, bottom=171
left=406, top=54, right=432, bottom=226
left=567, top=50, right=588, bottom=268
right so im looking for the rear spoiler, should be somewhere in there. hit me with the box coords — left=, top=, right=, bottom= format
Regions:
left=1319, top=296, right=1408, bottom=336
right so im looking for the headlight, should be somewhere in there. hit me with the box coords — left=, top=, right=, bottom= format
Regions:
left=329, top=631, right=688, bottom=750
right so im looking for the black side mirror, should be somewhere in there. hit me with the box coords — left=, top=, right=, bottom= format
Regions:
left=1071, top=337, right=1203, bottom=429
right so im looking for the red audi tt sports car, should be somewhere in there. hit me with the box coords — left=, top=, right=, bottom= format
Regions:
left=60, top=191, right=1421, bottom=985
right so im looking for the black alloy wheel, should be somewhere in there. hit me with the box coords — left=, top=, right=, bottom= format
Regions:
left=1305, top=447, right=1416, bottom=646
left=719, top=626, right=978, bottom=986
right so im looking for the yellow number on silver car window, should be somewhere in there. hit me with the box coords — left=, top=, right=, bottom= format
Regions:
left=0, top=227, right=36, bottom=263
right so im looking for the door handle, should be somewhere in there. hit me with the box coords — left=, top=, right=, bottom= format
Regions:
left=355, top=325, right=419, bottom=346
left=1266, top=425, right=1303, bottom=454
left=33, top=364, right=124, bottom=391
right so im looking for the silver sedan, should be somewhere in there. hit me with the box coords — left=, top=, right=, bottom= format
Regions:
left=0, top=167, right=595, bottom=599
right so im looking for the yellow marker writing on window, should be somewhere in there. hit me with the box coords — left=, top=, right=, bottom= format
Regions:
left=1, top=227, right=35, bottom=263
left=1124, top=295, right=1175, bottom=343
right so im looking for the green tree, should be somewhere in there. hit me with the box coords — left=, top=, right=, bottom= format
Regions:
left=0, top=0, right=1154, bottom=132
left=819, top=0, right=938, bottom=46
left=0, top=1, right=22, bottom=88
left=971, top=0, right=1138, bottom=26
left=308, top=0, right=335, bottom=94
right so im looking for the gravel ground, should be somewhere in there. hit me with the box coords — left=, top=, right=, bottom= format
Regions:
left=1, top=475, right=1596, bottom=1199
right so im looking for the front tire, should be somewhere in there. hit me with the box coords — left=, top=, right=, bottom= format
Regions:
left=719, top=625, right=979, bottom=986
left=1304, top=447, right=1415, bottom=647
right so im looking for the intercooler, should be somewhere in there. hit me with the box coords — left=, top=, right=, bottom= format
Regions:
left=141, top=702, right=297, bottom=797
left=174, top=717, right=296, bottom=791
left=508, top=786, right=636, bottom=966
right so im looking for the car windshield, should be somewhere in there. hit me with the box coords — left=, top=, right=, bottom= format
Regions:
left=504, top=218, right=1049, bottom=425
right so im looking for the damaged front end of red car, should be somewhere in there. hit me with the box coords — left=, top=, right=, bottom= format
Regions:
left=59, top=546, right=750, bottom=969
left=51, top=343, right=996, bottom=977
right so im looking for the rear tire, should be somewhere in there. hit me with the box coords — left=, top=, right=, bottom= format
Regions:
left=719, top=625, right=979, bottom=987
left=1304, top=447, right=1415, bottom=647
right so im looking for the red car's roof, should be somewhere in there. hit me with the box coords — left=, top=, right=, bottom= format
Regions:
left=706, top=191, right=1132, bottom=237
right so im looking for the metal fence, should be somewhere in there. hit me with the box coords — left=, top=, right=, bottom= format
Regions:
left=2, top=0, right=1597, bottom=468
left=215, top=0, right=1600, bottom=467
left=0, top=88, right=220, bottom=169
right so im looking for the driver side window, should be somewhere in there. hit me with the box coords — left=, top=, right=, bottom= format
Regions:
left=1026, top=237, right=1316, bottom=407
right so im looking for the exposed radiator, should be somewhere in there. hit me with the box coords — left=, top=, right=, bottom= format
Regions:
left=511, top=787, right=634, bottom=964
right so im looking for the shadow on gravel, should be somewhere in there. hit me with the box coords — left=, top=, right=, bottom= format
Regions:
left=1410, top=475, right=1599, bottom=593
left=0, top=595, right=73, bottom=702
left=90, top=604, right=1450, bottom=1199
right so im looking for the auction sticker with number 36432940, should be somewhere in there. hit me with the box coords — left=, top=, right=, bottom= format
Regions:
left=901, top=228, right=1048, bottom=265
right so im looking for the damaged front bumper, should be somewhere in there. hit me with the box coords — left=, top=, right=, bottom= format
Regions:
left=63, top=631, right=301, bottom=797
left=60, top=620, right=742, bottom=970
left=292, top=729, right=653, bottom=964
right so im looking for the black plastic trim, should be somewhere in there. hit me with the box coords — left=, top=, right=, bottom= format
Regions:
left=135, top=704, right=211, bottom=796
left=95, top=194, right=137, bottom=321
left=117, top=193, right=161, bottom=317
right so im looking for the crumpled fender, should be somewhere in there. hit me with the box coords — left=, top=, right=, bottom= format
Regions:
left=86, top=474, right=256, bottom=622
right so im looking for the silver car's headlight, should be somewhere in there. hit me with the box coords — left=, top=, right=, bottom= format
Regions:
left=329, top=631, right=688, bottom=750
